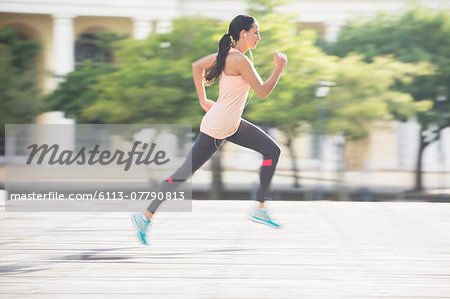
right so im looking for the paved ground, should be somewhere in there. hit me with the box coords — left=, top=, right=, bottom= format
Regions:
left=1, top=197, right=450, bottom=298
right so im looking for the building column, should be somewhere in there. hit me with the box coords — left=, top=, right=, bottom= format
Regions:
left=51, top=14, right=75, bottom=83
left=324, top=21, right=344, bottom=43
left=133, top=17, right=154, bottom=40
left=156, top=19, right=173, bottom=34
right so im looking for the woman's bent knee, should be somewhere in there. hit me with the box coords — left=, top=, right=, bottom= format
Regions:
left=263, top=144, right=281, bottom=163
left=273, top=145, right=281, bottom=158
left=270, top=142, right=281, bottom=158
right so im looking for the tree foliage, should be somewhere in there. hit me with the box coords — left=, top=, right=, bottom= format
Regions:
left=81, top=17, right=224, bottom=128
left=245, top=0, right=432, bottom=141
left=322, top=6, right=450, bottom=130
left=0, top=27, right=42, bottom=137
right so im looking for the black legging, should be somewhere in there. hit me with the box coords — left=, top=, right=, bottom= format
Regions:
left=147, top=118, right=281, bottom=213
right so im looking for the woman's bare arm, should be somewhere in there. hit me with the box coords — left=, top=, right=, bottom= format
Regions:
left=237, top=54, right=286, bottom=99
left=192, top=53, right=217, bottom=111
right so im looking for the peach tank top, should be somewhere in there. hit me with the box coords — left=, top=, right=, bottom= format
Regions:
left=200, top=47, right=252, bottom=139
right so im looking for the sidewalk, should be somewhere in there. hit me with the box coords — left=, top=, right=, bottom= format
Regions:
left=1, top=200, right=449, bottom=298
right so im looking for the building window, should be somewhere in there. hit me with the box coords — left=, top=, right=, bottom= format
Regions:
left=75, top=33, right=112, bottom=66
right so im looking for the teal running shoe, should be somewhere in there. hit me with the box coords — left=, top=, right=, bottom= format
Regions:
left=131, top=212, right=151, bottom=245
left=249, top=208, right=281, bottom=229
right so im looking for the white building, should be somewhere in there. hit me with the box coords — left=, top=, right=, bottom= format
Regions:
left=2, top=0, right=449, bottom=91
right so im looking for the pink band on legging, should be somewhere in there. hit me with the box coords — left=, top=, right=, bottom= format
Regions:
left=167, top=177, right=174, bottom=183
left=262, top=159, right=273, bottom=166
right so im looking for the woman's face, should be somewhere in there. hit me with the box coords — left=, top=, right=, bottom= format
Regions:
left=245, top=22, right=261, bottom=49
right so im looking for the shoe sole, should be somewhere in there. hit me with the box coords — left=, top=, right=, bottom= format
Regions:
left=130, top=214, right=148, bottom=245
left=249, top=216, right=281, bottom=229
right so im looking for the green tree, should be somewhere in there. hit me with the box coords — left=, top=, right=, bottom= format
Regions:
left=244, top=0, right=431, bottom=189
left=45, top=32, right=125, bottom=122
left=80, top=17, right=227, bottom=199
left=314, top=55, right=433, bottom=139
left=321, top=6, right=450, bottom=191
left=82, top=17, right=222, bottom=127
left=0, top=27, right=43, bottom=146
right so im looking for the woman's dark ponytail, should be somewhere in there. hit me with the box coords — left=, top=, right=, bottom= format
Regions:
left=204, top=15, right=255, bottom=85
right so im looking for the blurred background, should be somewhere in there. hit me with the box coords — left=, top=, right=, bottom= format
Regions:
left=0, top=0, right=449, bottom=202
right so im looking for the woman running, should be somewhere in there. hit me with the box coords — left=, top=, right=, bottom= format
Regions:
left=132, top=14, right=287, bottom=245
